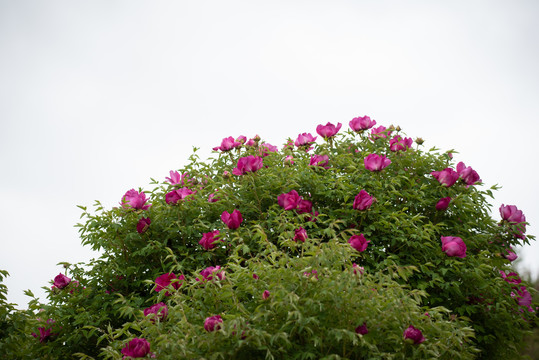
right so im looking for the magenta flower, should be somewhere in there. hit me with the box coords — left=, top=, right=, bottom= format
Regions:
left=232, top=155, right=264, bottom=176
left=204, top=315, right=223, bottom=332
left=155, top=273, right=184, bottom=296
left=353, top=190, right=374, bottom=210
left=389, top=136, right=413, bottom=152
left=284, top=155, right=294, bottom=166
left=121, top=338, right=151, bottom=358
left=262, top=290, right=271, bottom=300
left=435, top=197, right=451, bottom=211
left=236, top=135, right=247, bottom=144
left=253, top=273, right=259, bottom=280
left=348, top=234, right=370, bottom=252
left=32, top=320, right=55, bottom=343
left=294, top=228, right=308, bottom=242
left=53, top=273, right=71, bottom=289
left=355, top=322, right=368, bottom=335
left=350, top=116, right=376, bottom=131
left=441, top=236, right=467, bottom=258
left=431, top=168, right=459, bottom=187
left=121, top=189, right=152, bottom=210
left=505, top=248, right=518, bottom=262
left=165, top=187, right=195, bottom=204
left=515, top=286, right=533, bottom=307
left=309, top=154, right=330, bottom=169
left=364, top=154, right=391, bottom=171
left=278, top=190, right=301, bottom=210
left=165, top=170, right=191, bottom=186
left=197, top=266, right=226, bottom=282
left=208, top=190, right=220, bottom=203
left=213, top=136, right=242, bottom=152
left=370, top=125, right=392, bottom=140
left=144, top=302, right=168, bottom=322
left=259, top=142, right=278, bottom=157
left=296, top=199, right=313, bottom=214
left=500, top=271, right=521, bottom=285
left=456, top=162, right=481, bottom=185
left=499, top=204, right=526, bottom=224
left=199, top=230, right=221, bottom=250
left=403, top=325, right=425, bottom=344
left=295, top=133, right=317, bottom=147
left=221, top=209, right=243, bottom=230
left=352, top=263, right=364, bottom=275
left=316, top=122, right=342, bottom=139
left=136, top=217, right=151, bottom=234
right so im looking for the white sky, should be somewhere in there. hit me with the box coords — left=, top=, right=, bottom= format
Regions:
left=1, top=0, right=538, bottom=308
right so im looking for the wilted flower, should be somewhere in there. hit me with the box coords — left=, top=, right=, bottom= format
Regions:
left=204, top=315, right=223, bottom=332
left=278, top=190, right=301, bottom=210
left=355, top=322, right=368, bottom=335
left=121, top=189, right=152, bottom=210
left=348, top=234, right=370, bottom=252
left=353, top=190, right=374, bottom=210
left=352, top=263, right=364, bottom=275
left=389, top=136, right=413, bottom=152
left=199, top=230, right=221, bottom=250
left=165, top=187, right=195, bottom=204
left=121, top=338, right=151, bottom=358
left=294, top=228, right=308, bottom=242
left=441, top=236, right=467, bottom=258
left=144, top=302, right=168, bottom=322
left=53, top=273, right=71, bottom=289
left=155, top=273, right=184, bottom=296
left=232, top=156, right=264, bottom=176
left=431, top=168, right=459, bottom=187
left=197, top=266, right=226, bottom=282
left=364, top=154, right=391, bottom=171
left=213, top=136, right=242, bottom=152
left=435, top=197, right=451, bottom=211
left=262, top=290, right=271, bottom=300
left=136, top=217, right=151, bottom=234
left=309, top=154, right=330, bottom=169
left=403, top=325, right=425, bottom=344
left=456, top=162, right=481, bottom=185
left=221, top=209, right=243, bottom=230
left=295, top=133, right=317, bottom=147
left=349, top=116, right=376, bottom=131
left=316, top=122, right=342, bottom=138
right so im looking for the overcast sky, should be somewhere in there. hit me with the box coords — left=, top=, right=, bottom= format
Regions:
left=1, top=0, right=538, bottom=308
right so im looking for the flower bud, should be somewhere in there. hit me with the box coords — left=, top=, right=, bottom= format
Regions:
left=415, top=137, right=424, bottom=145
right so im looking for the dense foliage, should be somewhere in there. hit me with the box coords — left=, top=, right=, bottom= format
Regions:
left=0, top=117, right=536, bottom=359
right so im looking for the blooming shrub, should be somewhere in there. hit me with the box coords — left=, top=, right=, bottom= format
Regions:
left=0, top=116, right=536, bottom=359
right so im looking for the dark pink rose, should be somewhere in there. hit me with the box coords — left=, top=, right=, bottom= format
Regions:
left=500, top=271, right=521, bottom=286
left=370, top=125, right=392, bottom=140
left=499, top=204, right=526, bottom=224
left=348, top=234, right=370, bottom=252
left=435, top=197, right=451, bottom=211
left=136, top=217, right=151, bottom=234
left=165, top=187, right=195, bottom=204
left=208, top=190, right=220, bottom=203
left=353, top=190, right=374, bottom=210
left=350, top=116, right=376, bottom=131
left=245, top=138, right=256, bottom=147
left=155, top=273, right=184, bottom=296
left=213, top=136, right=242, bottom=152
left=504, top=248, right=518, bottom=262
left=53, top=273, right=71, bottom=289
left=204, top=315, right=223, bottom=332
left=121, top=338, right=151, bottom=358
left=515, top=286, right=532, bottom=307
left=296, top=199, right=313, bottom=214
left=295, top=133, right=317, bottom=147
left=121, top=189, right=152, bottom=210
left=199, top=230, right=221, bottom=250
left=278, top=190, right=301, bottom=210
left=431, top=168, right=459, bottom=187
left=166, top=170, right=191, bottom=186
left=389, top=136, right=413, bottom=152
left=352, top=263, right=364, bottom=275
left=403, top=325, right=425, bottom=344
left=144, top=302, right=168, bottom=323
left=197, top=266, right=226, bottom=282
left=262, top=290, right=271, bottom=300
left=252, top=273, right=259, bottom=280
left=236, top=135, right=247, bottom=144
left=316, top=122, right=342, bottom=138
left=441, top=236, right=466, bottom=258
left=259, top=143, right=278, bottom=157
left=221, top=209, right=243, bottom=230
left=364, top=154, right=391, bottom=171
left=456, top=162, right=481, bottom=185
left=294, top=228, right=308, bottom=242
left=309, top=154, right=330, bottom=169
left=32, top=320, right=55, bottom=343
left=355, top=322, right=368, bottom=335
left=232, top=155, right=264, bottom=176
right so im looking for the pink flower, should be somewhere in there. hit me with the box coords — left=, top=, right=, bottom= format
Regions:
left=499, top=204, right=526, bottom=224
left=165, top=187, right=195, bottom=204
left=296, top=199, right=313, bottom=214
left=352, top=263, right=364, bottom=275
left=456, top=162, right=481, bottom=185
left=403, top=325, right=425, bottom=344
left=389, top=136, right=413, bottom=152
left=199, top=230, right=221, bottom=250
left=32, top=320, right=55, bottom=343
left=294, top=228, right=308, bottom=242
left=316, top=122, right=342, bottom=138
left=213, top=136, right=242, bottom=152
left=431, top=168, right=459, bottom=187
left=53, top=273, right=71, bottom=289
left=364, top=154, right=391, bottom=171
left=204, top=315, right=223, bottom=332
left=166, top=170, right=191, bottom=186
left=136, top=217, right=151, bottom=234
left=144, top=302, right=168, bottom=322
left=121, top=189, right=152, bottom=210
left=370, top=125, right=392, bottom=140
left=348, top=234, right=370, bottom=252
left=355, top=322, right=368, bottom=335
left=440, top=236, right=466, bottom=258
left=504, top=248, right=518, bottom=262
left=262, top=290, right=271, bottom=300
left=435, top=197, right=451, bottom=211
left=500, top=271, right=521, bottom=285
left=295, top=133, right=317, bottom=147
left=155, top=273, right=184, bottom=296
left=232, top=156, right=264, bottom=176
left=252, top=273, right=259, bottom=280
left=121, top=338, right=151, bottom=358
left=278, top=190, right=301, bottom=210
left=515, top=286, right=533, bottom=307
left=208, top=190, right=220, bottom=203
left=309, top=154, right=330, bottom=169
left=353, top=190, right=374, bottom=210
left=350, top=116, right=376, bottom=131
left=221, top=209, right=243, bottom=230
left=236, top=135, right=247, bottom=144
left=197, top=266, right=226, bottom=282
left=259, top=143, right=278, bottom=157
left=284, top=155, right=294, bottom=166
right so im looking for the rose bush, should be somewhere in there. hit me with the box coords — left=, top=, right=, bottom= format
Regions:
left=0, top=116, right=536, bottom=359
